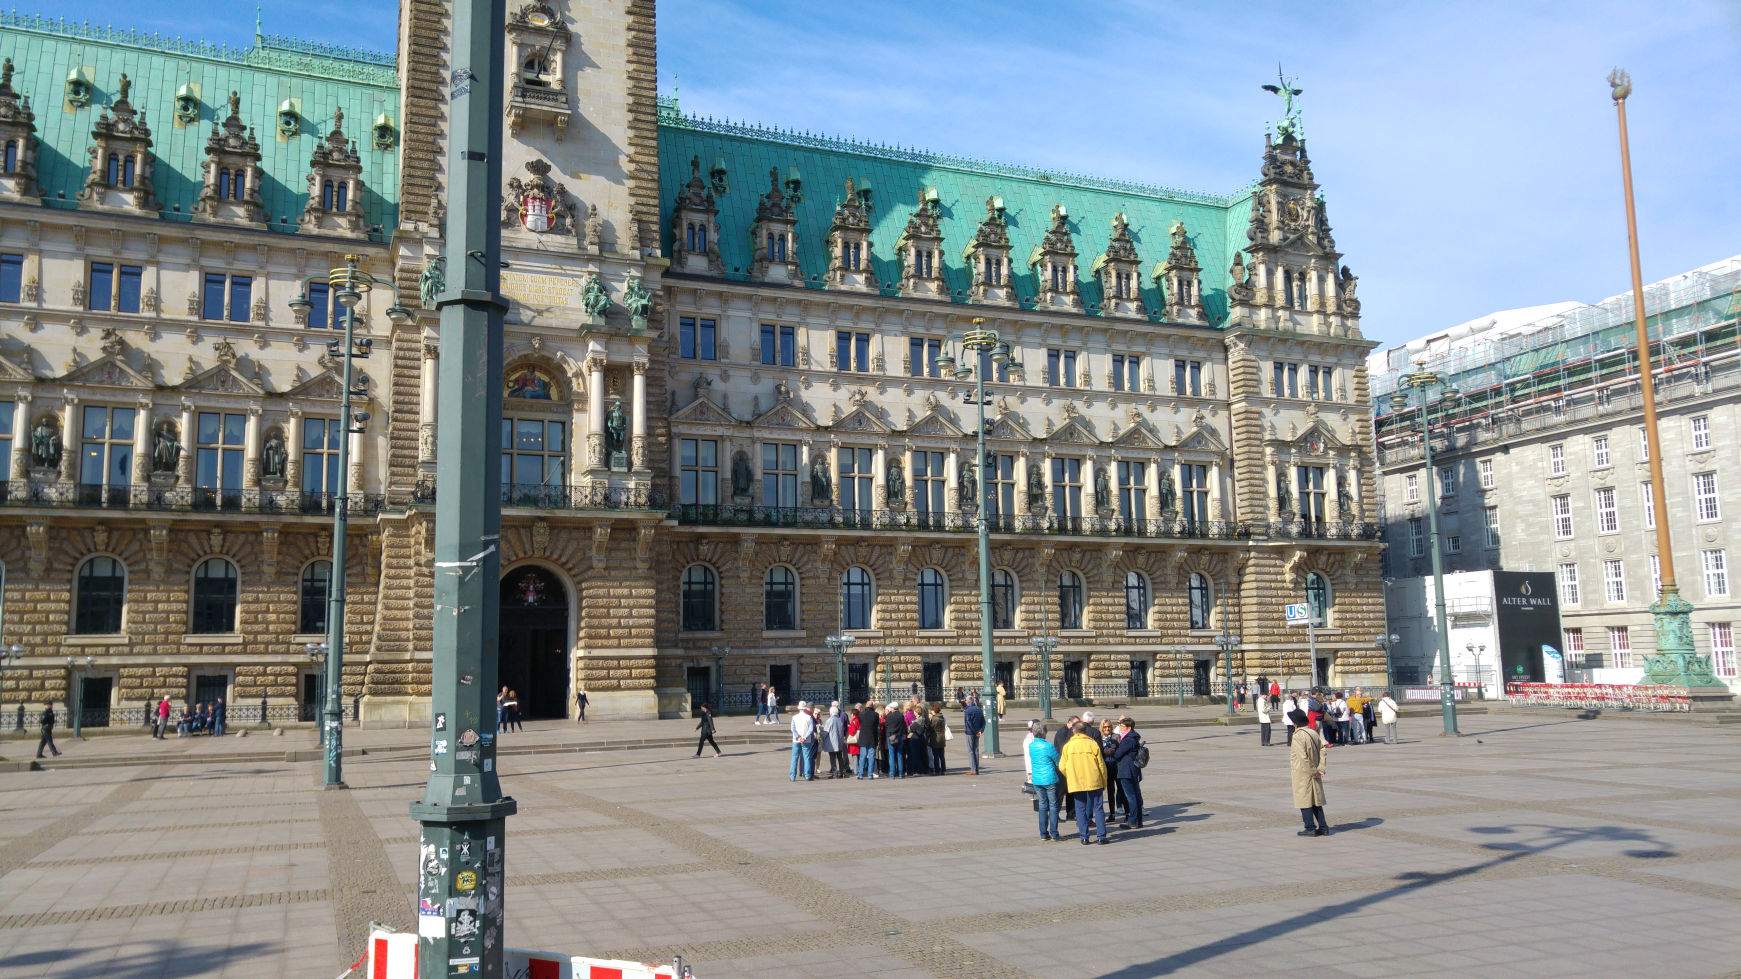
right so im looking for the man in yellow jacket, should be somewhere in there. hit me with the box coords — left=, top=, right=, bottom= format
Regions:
left=1059, top=721, right=1109, bottom=845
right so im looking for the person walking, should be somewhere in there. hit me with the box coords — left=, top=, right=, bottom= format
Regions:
left=995, top=680, right=1007, bottom=720
left=1027, top=723, right=1062, bottom=841
left=496, top=686, right=508, bottom=732
left=1333, top=691, right=1352, bottom=746
left=1269, top=678, right=1281, bottom=703
left=1059, top=721, right=1109, bottom=845
left=855, top=701, right=880, bottom=779
left=504, top=690, right=522, bottom=732
left=1378, top=690, right=1400, bottom=744
left=1289, top=708, right=1329, bottom=836
left=1235, top=681, right=1248, bottom=711
left=752, top=682, right=767, bottom=724
left=962, top=697, right=986, bottom=775
left=1111, top=716, right=1144, bottom=828
left=694, top=704, right=723, bottom=758
left=883, top=701, right=907, bottom=779
left=213, top=698, right=227, bottom=737
left=35, top=703, right=60, bottom=759
left=154, top=696, right=171, bottom=739
left=928, top=705, right=949, bottom=774
left=765, top=685, right=779, bottom=725
left=821, top=703, right=847, bottom=777
left=1257, top=692, right=1273, bottom=747
left=788, top=702, right=816, bottom=781
left=576, top=687, right=589, bottom=723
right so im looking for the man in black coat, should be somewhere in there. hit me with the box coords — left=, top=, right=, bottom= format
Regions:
left=36, top=703, right=60, bottom=759
left=855, top=703, right=880, bottom=779
left=1110, top=716, right=1144, bottom=828
left=1053, top=715, right=1079, bottom=819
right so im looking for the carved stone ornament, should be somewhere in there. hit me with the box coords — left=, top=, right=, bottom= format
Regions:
left=77, top=73, right=159, bottom=212
left=502, top=159, right=574, bottom=235
left=0, top=57, right=43, bottom=201
left=299, top=106, right=366, bottom=237
left=195, top=90, right=266, bottom=225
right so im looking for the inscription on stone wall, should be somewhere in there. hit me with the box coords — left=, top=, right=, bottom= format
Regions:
left=500, top=270, right=582, bottom=312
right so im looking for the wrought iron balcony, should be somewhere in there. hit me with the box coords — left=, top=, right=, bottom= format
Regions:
left=411, top=480, right=669, bottom=512
left=1265, top=519, right=1384, bottom=541
left=673, top=503, right=1251, bottom=540
left=2, top=481, right=384, bottom=517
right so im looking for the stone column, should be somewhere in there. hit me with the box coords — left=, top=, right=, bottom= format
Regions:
left=9, top=393, right=29, bottom=484
left=630, top=360, right=648, bottom=471
left=1209, top=459, right=1225, bottom=520
left=872, top=445, right=887, bottom=508
left=1327, top=465, right=1341, bottom=525
left=348, top=425, right=364, bottom=495
left=568, top=396, right=586, bottom=490
left=1014, top=453, right=1029, bottom=515
left=1146, top=457, right=1161, bottom=521
left=59, top=395, right=79, bottom=482
left=586, top=356, right=605, bottom=471
left=285, top=410, right=303, bottom=492
left=944, top=448, right=959, bottom=514
left=418, top=338, right=438, bottom=465
left=243, top=405, right=262, bottom=487
left=178, top=401, right=195, bottom=487
left=1081, top=456, right=1096, bottom=519
left=131, top=396, right=152, bottom=486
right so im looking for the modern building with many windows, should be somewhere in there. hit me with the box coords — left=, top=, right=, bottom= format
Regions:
left=1373, top=256, right=1740, bottom=693
left=0, top=1, right=1384, bottom=723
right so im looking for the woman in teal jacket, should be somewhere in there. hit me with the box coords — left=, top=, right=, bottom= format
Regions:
left=1027, top=722, right=1062, bottom=841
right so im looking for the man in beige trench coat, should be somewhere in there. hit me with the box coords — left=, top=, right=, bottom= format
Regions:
left=1288, top=708, right=1329, bottom=836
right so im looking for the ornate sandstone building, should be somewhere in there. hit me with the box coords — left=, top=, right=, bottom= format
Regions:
left=0, top=4, right=1381, bottom=723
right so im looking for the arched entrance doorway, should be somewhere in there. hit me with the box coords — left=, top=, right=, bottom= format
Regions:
left=499, top=565, right=571, bottom=719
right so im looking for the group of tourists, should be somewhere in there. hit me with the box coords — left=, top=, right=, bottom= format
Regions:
left=1256, top=687, right=1400, bottom=747
left=764, top=695, right=992, bottom=781
left=1021, top=711, right=1147, bottom=845
left=495, top=687, right=524, bottom=733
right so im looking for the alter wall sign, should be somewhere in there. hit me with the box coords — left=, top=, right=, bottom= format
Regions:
left=1494, top=570, right=1560, bottom=684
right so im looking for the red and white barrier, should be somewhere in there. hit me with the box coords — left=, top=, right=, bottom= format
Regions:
left=346, top=928, right=688, bottom=979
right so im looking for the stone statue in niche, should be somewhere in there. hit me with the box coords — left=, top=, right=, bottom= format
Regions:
left=1026, top=462, right=1047, bottom=512
left=604, top=399, right=627, bottom=469
left=1337, top=483, right=1353, bottom=519
left=30, top=417, right=60, bottom=469
left=809, top=454, right=831, bottom=504
left=1276, top=485, right=1293, bottom=517
left=1094, top=467, right=1112, bottom=512
left=1158, top=468, right=1177, bottom=513
left=581, top=272, right=609, bottom=321
left=959, top=461, right=978, bottom=511
left=152, top=420, right=182, bottom=473
left=261, top=430, right=288, bottom=478
left=885, top=457, right=905, bottom=506
left=730, top=450, right=753, bottom=499
left=418, top=256, right=445, bottom=309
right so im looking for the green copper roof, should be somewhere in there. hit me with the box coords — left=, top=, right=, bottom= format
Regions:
left=658, top=99, right=1253, bottom=326
left=0, top=12, right=398, bottom=238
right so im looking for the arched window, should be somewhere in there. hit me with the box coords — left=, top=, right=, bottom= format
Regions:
left=229, top=169, right=244, bottom=200
left=2, top=140, right=14, bottom=173
left=696, top=225, right=707, bottom=253
left=74, top=556, right=126, bottom=634
left=522, top=53, right=551, bottom=85
left=766, top=233, right=776, bottom=260
left=299, top=560, right=332, bottom=635
left=1058, top=570, right=1084, bottom=631
left=191, top=557, right=239, bottom=634
left=763, top=566, right=797, bottom=631
left=122, top=155, right=135, bottom=188
left=217, top=168, right=231, bottom=200
left=1188, top=573, right=1213, bottom=630
left=685, top=223, right=696, bottom=252
left=917, top=568, right=946, bottom=630
left=776, top=234, right=787, bottom=262
left=1306, top=572, right=1332, bottom=626
left=990, top=569, right=1017, bottom=630
left=840, top=566, right=873, bottom=631
left=334, top=180, right=347, bottom=211
left=681, top=565, right=716, bottom=631
left=105, top=152, right=120, bottom=186
left=1123, top=571, right=1149, bottom=630
left=321, top=179, right=334, bottom=211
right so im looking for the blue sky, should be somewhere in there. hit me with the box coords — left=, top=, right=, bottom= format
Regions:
left=32, top=0, right=1741, bottom=348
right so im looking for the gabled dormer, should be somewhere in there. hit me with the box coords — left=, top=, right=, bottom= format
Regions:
left=76, top=73, right=157, bottom=214
left=1092, top=211, right=1145, bottom=319
left=0, top=58, right=41, bottom=203
left=896, top=187, right=945, bottom=298
left=505, top=0, right=574, bottom=140
left=964, top=195, right=1014, bottom=305
left=1154, top=220, right=1205, bottom=324
left=194, top=91, right=265, bottom=227
left=749, top=167, right=799, bottom=285
left=1029, top=204, right=1081, bottom=310
left=298, top=107, right=366, bottom=238
left=824, top=178, right=875, bottom=291
left=1228, top=131, right=1360, bottom=338
left=670, top=156, right=723, bottom=275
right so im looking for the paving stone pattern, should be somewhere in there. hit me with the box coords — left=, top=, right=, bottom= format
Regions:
left=1, top=712, right=1739, bottom=977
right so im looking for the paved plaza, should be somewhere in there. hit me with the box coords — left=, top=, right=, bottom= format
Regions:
left=1, top=709, right=1739, bottom=978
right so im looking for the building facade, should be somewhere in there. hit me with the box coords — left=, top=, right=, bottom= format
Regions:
left=0, top=2, right=1384, bottom=724
left=1372, top=256, right=1741, bottom=694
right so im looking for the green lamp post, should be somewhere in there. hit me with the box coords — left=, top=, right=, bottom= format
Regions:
left=1391, top=365, right=1461, bottom=735
left=1031, top=634, right=1058, bottom=721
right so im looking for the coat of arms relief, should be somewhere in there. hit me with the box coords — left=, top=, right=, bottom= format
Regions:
left=502, top=158, right=574, bottom=234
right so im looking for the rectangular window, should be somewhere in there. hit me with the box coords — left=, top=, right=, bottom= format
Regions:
left=1592, top=435, right=1610, bottom=468
left=1179, top=463, right=1209, bottom=527
left=1112, top=354, right=1142, bottom=393
left=195, top=411, right=247, bottom=510
left=1174, top=359, right=1203, bottom=397
left=1409, top=517, right=1424, bottom=557
left=1639, top=427, right=1650, bottom=462
left=986, top=452, right=1016, bottom=523
left=1447, top=535, right=1462, bottom=554
left=838, top=447, right=873, bottom=515
left=77, top=404, right=134, bottom=505
left=1711, top=623, right=1736, bottom=678
left=912, top=451, right=946, bottom=522
left=0, top=253, right=21, bottom=303
left=1404, top=473, right=1418, bottom=503
left=1438, top=465, right=1456, bottom=497
left=1594, top=487, right=1618, bottom=534
left=500, top=418, right=566, bottom=504
left=1296, top=465, right=1327, bottom=532
left=1478, top=458, right=1494, bottom=489
left=1651, top=554, right=1661, bottom=600
left=678, top=317, right=716, bottom=360
left=1271, top=361, right=1301, bottom=398
left=1484, top=506, right=1500, bottom=548
left=1691, top=415, right=1711, bottom=450
left=679, top=438, right=717, bottom=507
left=1050, top=457, right=1083, bottom=524
left=1563, top=627, right=1585, bottom=666
left=301, top=417, right=341, bottom=499
left=1548, top=443, right=1566, bottom=476
left=835, top=331, right=870, bottom=372
left=1703, top=549, right=1729, bottom=599
left=86, top=262, right=143, bottom=313
left=1047, top=349, right=1077, bottom=387
left=1558, top=563, right=1580, bottom=606
left=1552, top=495, right=1573, bottom=540
left=1304, top=365, right=1334, bottom=400
left=1694, top=471, right=1721, bottom=522
left=1642, top=481, right=1655, bottom=529
left=1117, top=460, right=1146, bottom=525
left=909, top=337, right=940, bottom=378
left=227, top=275, right=251, bottom=323
left=1603, top=559, right=1626, bottom=604
left=761, top=443, right=798, bottom=508
left=305, top=282, right=331, bottom=329
left=88, top=262, right=114, bottom=311
left=117, top=264, right=142, bottom=313
left=1609, top=625, right=1631, bottom=669
left=760, top=324, right=776, bottom=365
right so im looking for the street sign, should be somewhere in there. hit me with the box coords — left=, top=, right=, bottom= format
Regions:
left=1284, top=603, right=1310, bottom=625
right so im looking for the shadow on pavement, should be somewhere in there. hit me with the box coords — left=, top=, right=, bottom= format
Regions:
left=0, top=939, right=278, bottom=979
left=1093, top=820, right=1674, bottom=977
